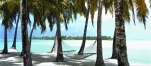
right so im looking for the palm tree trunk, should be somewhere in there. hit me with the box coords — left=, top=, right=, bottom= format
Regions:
left=115, top=0, right=129, bottom=65
left=29, top=21, right=36, bottom=48
left=95, top=0, right=105, bottom=66
left=51, top=34, right=57, bottom=53
left=55, top=16, right=64, bottom=62
left=20, top=50, right=23, bottom=56
left=2, top=26, right=8, bottom=54
left=78, top=0, right=90, bottom=55
left=110, top=28, right=117, bottom=59
left=27, top=21, right=36, bottom=56
left=20, top=15, right=31, bottom=56
left=11, top=14, right=20, bottom=49
left=51, top=40, right=56, bottom=53
left=20, top=0, right=32, bottom=65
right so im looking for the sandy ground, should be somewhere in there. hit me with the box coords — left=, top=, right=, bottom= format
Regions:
left=0, top=49, right=118, bottom=66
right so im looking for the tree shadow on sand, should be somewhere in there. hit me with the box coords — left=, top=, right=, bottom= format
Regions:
left=0, top=52, right=23, bottom=66
left=0, top=52, right=117, bottom=66
left=31, top=53, right=117, bottom=66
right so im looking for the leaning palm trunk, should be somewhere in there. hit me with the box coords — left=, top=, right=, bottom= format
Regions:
left=20, top=0, right=32, bottom=65
left=50, top=31, right=57, bottom=53
left=20, top=20, right=35, bottom=57
left=51, top=39, right=56, bottom=53
left=78, top=0, right=90, bottom=55
left=110, top=28, right=117, bottom=59
left=115, top=0, right=129, bottom=66
left=55, top=16, right=64, bottom=62
left=50, top=34, right=57, bottom=53
left=2, top=26, right=8, bottom=54
left=29, top=21, right=36, bottom=49
left=95, top=0, right=105, bottom=66
left=11, top=14, right=20, bottom=49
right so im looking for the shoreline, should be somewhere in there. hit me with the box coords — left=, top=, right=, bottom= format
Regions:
left=0, top=49, right=117, bottom=66
left=1, top=49, right=151, bottom=66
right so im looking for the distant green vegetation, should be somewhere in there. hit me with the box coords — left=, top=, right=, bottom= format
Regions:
left=32, top=36, right=113, bottom=40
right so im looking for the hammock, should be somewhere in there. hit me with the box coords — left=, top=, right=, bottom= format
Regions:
left=63, top=53, right=96, bottom=60
left=49, top=36, right=97, bottom=60
left=47, top=36, right=58, bottom=53
left=49, top=36, right=76, bottom=54
left=62, top=40, right=97, bottom=60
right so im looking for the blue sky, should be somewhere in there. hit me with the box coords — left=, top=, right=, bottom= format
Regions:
left=0, top=0, right=151, bottom=40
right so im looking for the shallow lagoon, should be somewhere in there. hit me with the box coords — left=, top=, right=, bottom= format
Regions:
left=0, top=39, right=151, bottom=65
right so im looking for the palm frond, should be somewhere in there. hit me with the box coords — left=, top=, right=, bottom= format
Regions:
left=90, top=0, right=97, bottom=26
left=134, top=0, right=149, bottom=29
left=150, top=0, right=151, bottom=8
left=63, top=9, right=68, bottom=30
left=103, top=0, right=113, bottom=14
left=123, top=0, right=130, bottom=23
left=47, top=13, right=55, bottom=31
left=128, top=0, right=135, bottom=25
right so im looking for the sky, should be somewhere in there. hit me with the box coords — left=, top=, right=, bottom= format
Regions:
left=0, top=0, right=151, bottom=40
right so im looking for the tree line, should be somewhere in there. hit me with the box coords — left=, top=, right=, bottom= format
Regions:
left=32, top=36, right=113, bottom=40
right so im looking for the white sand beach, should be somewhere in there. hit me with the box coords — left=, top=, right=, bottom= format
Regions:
left=0, top=49, right=118, bottom=66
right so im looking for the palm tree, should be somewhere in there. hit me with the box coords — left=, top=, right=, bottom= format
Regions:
left=53, top=0, right=66, bottom=61
left=50, top=30, right=60, bottom=53
left=104, top=0, right=148, bottom=60
left=103, top=0, right=117, bottom=59
left=95, top=0, right=105, bottom=66
left=78, top=0, right=114, bottom=55
left=0, top=0, right=16, bottom=54
left=20, top=0, right=48, bottom=56
left=2, top=26, right=8, bottom=54
left=11, top=14, right=19, bottom=49
left=47, top=0, right=83, bottom=54
left=114, top=0, right=148, bottom=65
left=114, top=0, right=129, bottom=65
left=78, top=0, right=91, bottom=55
left=78, top=0, right=101, bottom=55
left=0, top=1, right=7, bottom=54
left=110, top=28, right=117, bottom=59
left=28, top=0, right=48, bottom=49
left=45, top=0, right=71, bottom=62
left=55, top=15, right=64, bottom=62
left=1, top=17, right=13, bottom=54
left=20, top=0, right=32, bottom=65
left=0, top=0, right=20, bottom=51
left=50, top=34, right=57, bottom=53
left=102, top=0, right=131, bottom=60
left=8, top=0, right=20, bottom=50
left=47, top=0, right=82, bottom=61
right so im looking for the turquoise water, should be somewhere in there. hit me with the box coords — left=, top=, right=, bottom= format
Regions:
left=0, top=39, right=151, bottom=65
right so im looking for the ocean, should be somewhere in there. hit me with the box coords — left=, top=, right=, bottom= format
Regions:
left=0, top=39, right=151, bottom=65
